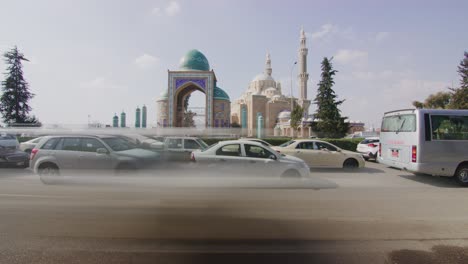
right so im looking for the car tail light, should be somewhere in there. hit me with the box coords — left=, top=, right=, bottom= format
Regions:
left=30, top=148, right=39, bottom=160
left=378, top=143, right=382, bottom=157
left=411, top=145, right=417, bottom=163
left=368, top=143, right=377, bottom=148
left=190, top=152, right=196, bottom=162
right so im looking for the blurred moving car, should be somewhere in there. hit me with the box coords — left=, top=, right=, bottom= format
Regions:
left=30, top=135, right=161, bottom=182
left=118, top=134, right=164, bottom=150
left=19, top=137, right=43, bottom=154
left=356, top=137, right=380, bottom=161
left=154, top=137, right=209, bottom=161
left=0, top=133, right=29, bottom=168
left=191, top=140, right=309, bottom=177
left=272, top=139, right=365, bottom=169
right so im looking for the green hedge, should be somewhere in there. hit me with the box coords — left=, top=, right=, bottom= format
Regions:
left=319, top=138, right=364, bottom=152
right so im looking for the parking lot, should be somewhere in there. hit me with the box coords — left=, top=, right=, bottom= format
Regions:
left=1, top=161, right=467, bottom=263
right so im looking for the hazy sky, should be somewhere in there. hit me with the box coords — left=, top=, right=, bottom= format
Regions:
left=0, top=0, right=467, bottom=128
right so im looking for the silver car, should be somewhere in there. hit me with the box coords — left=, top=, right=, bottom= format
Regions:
left=191, top=140, right=310, bottom=178
left=30, top=135, right=161, bottom=183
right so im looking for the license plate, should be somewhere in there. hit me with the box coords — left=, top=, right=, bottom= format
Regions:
left=391, top=149, right=399, bottom=158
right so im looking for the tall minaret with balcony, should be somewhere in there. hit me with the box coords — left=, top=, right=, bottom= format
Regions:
left=265, top=52, right=272, bottom=76
left=298, top=27, right=310, bottom=116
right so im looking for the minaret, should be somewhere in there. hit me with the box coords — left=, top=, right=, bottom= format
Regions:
left=298, top=27, right=309, bottom=100
left=265, top=52, right=272, bottom=76
left=298, top=27, right=310, bottom=115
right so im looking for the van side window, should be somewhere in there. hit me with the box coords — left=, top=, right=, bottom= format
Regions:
left=431, top=115, right=468, bottom=140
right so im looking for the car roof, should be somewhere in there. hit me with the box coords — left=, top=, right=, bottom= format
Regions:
left=219, top=140, right=266, bottom=146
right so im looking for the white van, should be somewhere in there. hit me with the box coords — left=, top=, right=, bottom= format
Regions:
left=378, top=109, right=468, bottom=185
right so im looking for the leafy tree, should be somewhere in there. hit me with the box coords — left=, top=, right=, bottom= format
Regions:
left=183, top=110, right=196, bottom=127
left=412, top=91, right=451, bottom=109
left=313, top=57, right=348, bottom=138
left=449, top=51, right=468, bottom=109
left=0, top=46, right=38, bottom=125
left=290, top=105, right=303, bottom=137
left=182, top=93, right=195, bottom=127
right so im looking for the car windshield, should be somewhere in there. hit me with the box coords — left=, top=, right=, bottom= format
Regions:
left=0, top=134, right=15, bottom=140
left=361, top=138, right=379, bottom=144
left=196, top=139, right=209, bottom=150
left=279, top=140, right=295, bottom=147
left=102, top=137, right=137, bottom=151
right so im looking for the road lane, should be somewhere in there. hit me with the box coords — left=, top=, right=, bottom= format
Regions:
left=0, top=162, right=467, bottom=263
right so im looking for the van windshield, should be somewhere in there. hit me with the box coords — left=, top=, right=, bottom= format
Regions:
left=381, top=114, right=416, bottom=132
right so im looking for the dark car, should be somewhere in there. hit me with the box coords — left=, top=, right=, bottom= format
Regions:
left=0, top=133, right=29, bottom=168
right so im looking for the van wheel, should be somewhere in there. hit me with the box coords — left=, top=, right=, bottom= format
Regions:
left=343, top=159, right=359, bottom=170
left=39, top=164, right=61, bottom=185
left=281, top=169, right=301, bottom=178
left=455, top=164, right=468, bottom=187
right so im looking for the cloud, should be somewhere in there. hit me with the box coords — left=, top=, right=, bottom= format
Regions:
left=310, top=24, right=339, bottom=41
left=134, top=54, right=159, bottom=69
left=334, top=49, right=368, bottom=66
left=79, top=77, right=126, bottom=91
left=375, top=32, right=390, bottom=42
left=165, top=1, right=181, bottom=16
left=309, top=24, right=357, bottom=43
left=151, top=7, right=161, bottom=16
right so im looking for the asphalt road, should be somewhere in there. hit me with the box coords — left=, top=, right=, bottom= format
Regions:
left=1, top=162, right=468, bottom=263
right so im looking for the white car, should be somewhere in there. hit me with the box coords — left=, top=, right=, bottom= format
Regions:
left=19, top=137, right=43, bottom=154
left=191, top=140, right=309, bottom=178
left=272, top=139, right=365, bottom=169
left=356, top=137, right=379, bottom=161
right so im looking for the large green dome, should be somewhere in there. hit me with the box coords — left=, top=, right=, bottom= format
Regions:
left=214, top=86, right=230, bottom=101
left=179, top=49, right=210, bottom=71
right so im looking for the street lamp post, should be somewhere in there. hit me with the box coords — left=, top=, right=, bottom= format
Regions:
left=290, top=61, right=297, bottom=111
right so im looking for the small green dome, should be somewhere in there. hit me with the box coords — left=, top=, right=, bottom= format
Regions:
left=179, top=49, right=210, bottom=71
left=158, top=90, right=168, bottom=100
left=214, top=86, right=230, bottom=101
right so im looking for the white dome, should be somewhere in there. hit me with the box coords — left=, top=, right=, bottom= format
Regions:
left=253, top=73, right=275, bottom=82
left=278, top=110, right=291, bottom=119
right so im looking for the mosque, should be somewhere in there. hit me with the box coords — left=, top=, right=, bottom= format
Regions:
left=156, top=28, right=313, bottom=137
left=231, top=28, right=312, bottom=137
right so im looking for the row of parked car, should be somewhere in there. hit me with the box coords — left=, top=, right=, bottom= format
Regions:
left=1, top=132, right=375, bottom=184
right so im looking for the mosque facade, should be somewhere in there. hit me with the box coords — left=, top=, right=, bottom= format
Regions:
left=230, top=28, right=312, bottom=137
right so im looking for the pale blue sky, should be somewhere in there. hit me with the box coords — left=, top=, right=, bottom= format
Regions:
left=0, top=0, right=467, bottom=128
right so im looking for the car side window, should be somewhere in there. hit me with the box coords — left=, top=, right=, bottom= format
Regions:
left=56, top=138, right=81, bottom=151
left=316, top=142, right=337, bottom=152
left=167, top=138, right=182, bottom=149
left=296, top=142, right=314, bottom=150
left=216, top=144, right=241, bottom=157
left=184, top=139, right=200, bottom=150
left=41, top=138, right=60, bottom=150
left=245, top=144, right=273, bottom=159
left=81, top=138, right=106, bottom=153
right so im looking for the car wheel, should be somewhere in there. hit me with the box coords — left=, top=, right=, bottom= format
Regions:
left=343, top=158, right=359, bottom=170
left=281, top=169, right=301, bottom=178
left=454, top=164, right=468, bottom=187
left=38, top=164, right=61, bottom=185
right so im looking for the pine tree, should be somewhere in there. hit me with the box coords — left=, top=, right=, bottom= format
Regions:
left=313, top=57, right=348, bottom=138
left=449, top=51, right=468, bottom=109
left=290, top=105, right=303, bottom=137
left=0, top=46, right=36, bottom=125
